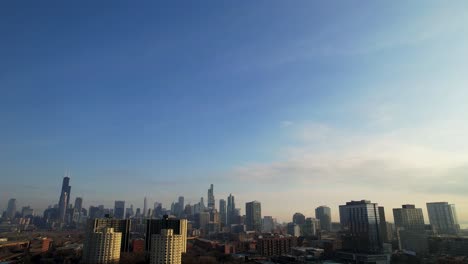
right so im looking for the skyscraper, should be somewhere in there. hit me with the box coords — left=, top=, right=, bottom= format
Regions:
left=246, top=201, right=262, bottom=232
left=58, top=176, right=71, bottom=223
left=146, top=215, right=187, bottom=253
left=219, top=199, right=226, bottom=226
left=315, top=206, right=332, bottom=232
left=6, top=198, right=17, bottom=219
left=143, top=197, right=148, bottom=219
left=88, top=218, right=131, bottom=252
left=207, top=184, right=215, bottom=210
left=75, top=197, right=83, bottom=213
left=426, top=202, right=460, bottom=235
left=339, top=200, right=383, bottom=253
left=262, top=216, right=274, bottom=233
left=227, top=194, right=235, bottom=226
left=378, top=206, right=389, bottom=243
left=393, top=204, right=428, bottom=254
left=82, top=227, right=122, bottom=264
left=114, top=201, right=125, bottom=219
left=150, top=229, right=183, bottom=264
left=292, top=212, right=305, bottom=225
left=178, top=196, right=184, bottom=217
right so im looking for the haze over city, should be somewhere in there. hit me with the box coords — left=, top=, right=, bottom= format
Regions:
left=1, top=1, right=468, bottom=227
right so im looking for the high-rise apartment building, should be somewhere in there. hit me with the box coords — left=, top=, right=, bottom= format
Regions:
left=82, top=227, right=122, bottom=264
left=6, top=198, right=17, bottom=219
left=426, top=202, right=460, bottom=235
left=88, top=218, right=131, bottom=252
left=207, top=184, right=215, bottom=210
left=378, top=206, right=389, bottom=243
left=114, top=201, right=125, bottom=219
left=219, top=199, right=226, bottom=226
left=150, top=229, right=183, bottom=264
left=287, top=222, right=301, bottom=237
left=315, top=206, right=332, bottom=232
left=246, top=201, right=262, bottom=232
left=58, top=176, right=71, bottom=223
left=393, top=204, right=428, bottom=254
left=146, top=215, right=187, bottom=253
left=339, top=200, right=383, bottom=253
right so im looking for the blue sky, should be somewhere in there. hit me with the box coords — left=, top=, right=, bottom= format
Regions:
left=1, top=1, right=468, bottom=224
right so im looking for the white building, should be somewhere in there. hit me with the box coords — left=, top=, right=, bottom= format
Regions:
left=82, top=227, right=122, bottom=264
left=150, top=229, right=183, bottom=264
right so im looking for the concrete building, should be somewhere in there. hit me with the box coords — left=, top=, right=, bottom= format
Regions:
left=146, top=215, right=187, bottom=253
left=227, top=194, right=236, bottom=226
left=82, top=227, right=122, bottom=264
left=88, top=218, right=131, bottom=252
left=150, top=229, right=183, bottom=264
left=426, top=202, right=460, bottom=235
left=393, top=204, right=428, bottom=254
left=339, top=200, right=383, bottom=253
left=257, top=235, right=297, bottom=257
left=245, top=201, right=262, bottom=232
left=315, top=206, right=331, bottom=232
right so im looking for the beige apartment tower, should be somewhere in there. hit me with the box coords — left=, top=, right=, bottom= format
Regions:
left=82, top=227, right=122, bottom=264
left=150, top=229, right=183, bottom=264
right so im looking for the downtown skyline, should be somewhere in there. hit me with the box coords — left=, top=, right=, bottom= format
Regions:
left=1, top=1, right=468, bottom=226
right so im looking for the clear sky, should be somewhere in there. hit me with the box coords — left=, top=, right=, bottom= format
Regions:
left=1, top=1, right=468, bottom=225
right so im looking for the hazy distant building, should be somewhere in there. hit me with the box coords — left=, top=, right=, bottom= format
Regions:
left=227, top=194, right=236, bottom=226
left=88, top=218, right=131, bottom=252
left=262, top=216, right=274, bottom=233
left=6, top=198, right=17, bottom=219
left=75, top=197, right=83, bottom=213
left=82, top=227, right=121, bottom=264
left=58, top=176, right=71, bottom=223
left=199, top=211, right=210, bottom=232
left=146, top=215, right=187, bottom=253
left=21, top=206, right=34, bottom=217
left=219, top=199, right=226, bottom=226
left=207, top=184, right=215, bottom=210
left=426, top=202, right=459, bottom=235
left=114, top=201, right=125, bottom=219
left=292, top=212, right=305, bottom=225
left=393, top=204, right=428, bottom=254
left=302, top=218, right=320, bottom=237
left=150, top=229, right=183, bottom=264
left=339, top=200, right=383, bottom=253
left=143, top=197, right=148, bottom=219
left=315, top=206, right=332, bottom=232
left=287, top=222, right=301, bottom=237
left=246, top=201, right=262, bottom=232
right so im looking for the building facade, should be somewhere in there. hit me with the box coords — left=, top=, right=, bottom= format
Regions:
left=150, top=229, right=183, bottom=264
left=82, top=227, right=122, bottom=264
left=315, top=206, right=331, bottom=232
left=426, top=202, right=460, bottom=235
left=246, top=201, right=262, bottom=232
left=339, top=200, right=383, bottom=253
left=88, top=218, right=131, bottom=252
left=146, top=216, right=187, bottom=253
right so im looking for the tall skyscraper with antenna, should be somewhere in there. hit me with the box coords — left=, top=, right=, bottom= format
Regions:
left=58, top=170, right=72, bottom=223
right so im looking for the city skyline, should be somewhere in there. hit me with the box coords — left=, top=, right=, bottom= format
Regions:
left=1, top=1, right=468, bottom=226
